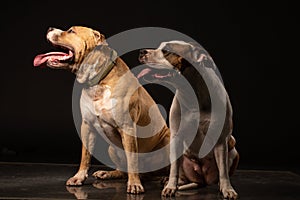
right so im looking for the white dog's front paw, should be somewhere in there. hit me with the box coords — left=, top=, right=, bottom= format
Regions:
left=66, top=170, right=88, bottom=186
left=162, top=186, right=177, bottom=197
left=161, top=180, right=177, bottom=197
left=220, top=186, right=238, bottom=199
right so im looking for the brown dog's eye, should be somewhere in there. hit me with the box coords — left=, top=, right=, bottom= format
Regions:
left=67, top=29, right=76, bottom=34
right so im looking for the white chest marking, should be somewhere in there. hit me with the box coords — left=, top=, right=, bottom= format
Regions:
left=80, top=85, right=116, bottom=130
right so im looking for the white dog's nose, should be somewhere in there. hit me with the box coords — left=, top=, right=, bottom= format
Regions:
left=139, top=49, right=149, bottom=56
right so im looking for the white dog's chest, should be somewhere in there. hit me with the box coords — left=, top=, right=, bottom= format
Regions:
left=80, top=85, right=116, bottom=130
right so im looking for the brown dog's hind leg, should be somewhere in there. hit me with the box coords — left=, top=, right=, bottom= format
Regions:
left=93, top=146, right=127, bottom=180
left=93, top=170, right=126, bottom=179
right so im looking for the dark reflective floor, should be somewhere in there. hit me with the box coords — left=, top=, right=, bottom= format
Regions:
left=0, top=162, right=300, bottom=199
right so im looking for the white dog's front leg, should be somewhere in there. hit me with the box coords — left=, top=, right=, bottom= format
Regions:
left=214, top=142, right=238, bottom=199
left=162, top=97, right=183, bottom=197
left=161, top=137, right=183, bottom=196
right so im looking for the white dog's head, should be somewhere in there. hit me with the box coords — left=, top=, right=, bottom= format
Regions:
left=138, top=40, right=213, bottom=81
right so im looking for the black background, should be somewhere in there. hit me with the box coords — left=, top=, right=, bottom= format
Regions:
left=0, top=1, right=298, bottom=172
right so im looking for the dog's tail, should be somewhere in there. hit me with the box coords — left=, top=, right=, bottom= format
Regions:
left=228, top=135, right=239, bottom=176
left=229, top=149, right=239, bottom=176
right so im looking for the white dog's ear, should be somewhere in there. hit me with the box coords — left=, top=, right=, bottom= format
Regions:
left=93, top=30, right=107, bottom=45
left=190, top=45, right=207, bottom=62
left=191, top=45, right=218, bottom=72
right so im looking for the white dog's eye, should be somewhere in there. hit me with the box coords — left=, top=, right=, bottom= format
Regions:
left=162, top=49, right=171, bottom=55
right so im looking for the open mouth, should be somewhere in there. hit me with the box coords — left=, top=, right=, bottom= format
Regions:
left=33, top=43, right=74, bottom=68
left=138, top=55, right=175, bottom=81
left=137, top=67, right=173, bottom=80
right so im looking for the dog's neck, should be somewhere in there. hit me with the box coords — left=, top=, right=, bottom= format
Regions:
left=85, top=59, right=116, bottom=87
left=76, top=45, right=118, bottom=87
left=176, top=62, right=228, bottom=113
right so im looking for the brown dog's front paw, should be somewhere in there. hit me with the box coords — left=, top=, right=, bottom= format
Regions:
left=66, top=170, right=88, bottom=186
left=221, top=187, right=238, bottom=199
left=127, top=183, right=145, bottom=194
left=161, top=186, right=177, bottom=197
left=66, top=176, right=85, bottom=186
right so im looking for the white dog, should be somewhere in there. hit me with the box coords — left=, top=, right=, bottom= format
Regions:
left=138, top=40, right=239, bottom=199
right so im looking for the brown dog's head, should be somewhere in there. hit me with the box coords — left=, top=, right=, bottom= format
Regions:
left=33, top=26, right=106, bottom=72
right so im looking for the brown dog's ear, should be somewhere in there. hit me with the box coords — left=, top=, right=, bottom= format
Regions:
left=93, top=30, right=107, bottom=45
left=100, top=34, right=108, bottom=45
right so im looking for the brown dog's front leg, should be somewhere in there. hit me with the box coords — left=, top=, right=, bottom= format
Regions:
left=66, top=121, right=95, bottom=186
left=119, top=128, right=144, bottom=194
left=214, top=141, right=238, bottom=199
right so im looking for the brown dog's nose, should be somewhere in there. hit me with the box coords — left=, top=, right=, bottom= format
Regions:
left=47, top=27, right=54, bottom=33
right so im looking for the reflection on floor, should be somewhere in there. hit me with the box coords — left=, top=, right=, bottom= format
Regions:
left=0, top=162, right=300, bottom=199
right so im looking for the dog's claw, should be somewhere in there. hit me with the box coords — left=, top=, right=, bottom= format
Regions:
left=66, top=177, right=84, bottom=186
left=93, top=171, right=111, bottom=179
left=161, top=187, right=177, bottom=197
left=127, top=183, right=145, bottom=194
left=66, top=170, right=88, bottom=186
left=221, top=187, right=238, bottom=199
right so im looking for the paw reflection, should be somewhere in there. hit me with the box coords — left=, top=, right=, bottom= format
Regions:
left=66, top=186, right=88, bottom=199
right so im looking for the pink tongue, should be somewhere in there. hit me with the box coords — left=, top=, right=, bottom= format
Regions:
left=33, top=52, right=69, bottom=67
left=137, top=68, right=152, bottom=79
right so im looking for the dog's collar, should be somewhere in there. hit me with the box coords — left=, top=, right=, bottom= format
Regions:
left=87, top=57, right=116, bottom=87
left=83, top=45, right=118, bottom=87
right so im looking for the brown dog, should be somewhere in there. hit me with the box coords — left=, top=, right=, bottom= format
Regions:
left=33, top=26, right=170, bottom=194
left=138, top=40, right=239, bottom=199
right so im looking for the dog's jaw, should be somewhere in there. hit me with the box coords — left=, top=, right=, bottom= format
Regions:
left=33, top=26, right=105, bottom=72
left=33, top=28, right=75, bottom=70
left=139, top=49, right=174, bottom=70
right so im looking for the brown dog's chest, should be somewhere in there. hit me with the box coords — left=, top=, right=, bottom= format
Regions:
left=80, top=85, right=116, bottom=129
